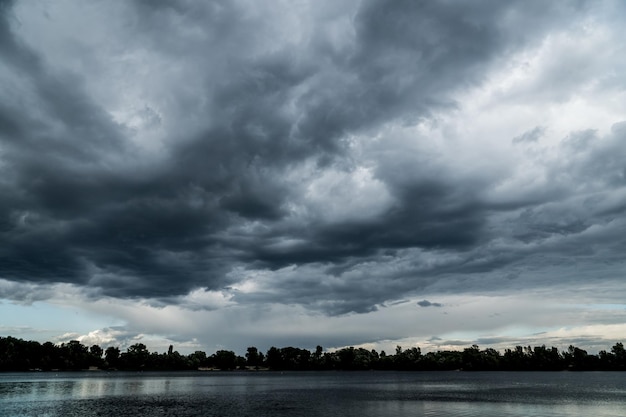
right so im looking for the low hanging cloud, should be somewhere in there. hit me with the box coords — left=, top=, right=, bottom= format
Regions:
left=417, top=300, right=444, bottom=308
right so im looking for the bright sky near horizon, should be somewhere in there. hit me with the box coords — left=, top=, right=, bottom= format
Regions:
left=1, top=0, right=626, bottom=355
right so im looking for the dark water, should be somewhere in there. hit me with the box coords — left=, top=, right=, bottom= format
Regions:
left=1, top=371, right=625, bottom=417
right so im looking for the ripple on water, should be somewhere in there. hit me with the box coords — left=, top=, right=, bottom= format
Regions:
left=1, top=372, right=626, bottom=417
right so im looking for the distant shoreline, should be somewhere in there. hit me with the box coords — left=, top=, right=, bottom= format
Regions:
left=2, top=335, right=625, bottom=372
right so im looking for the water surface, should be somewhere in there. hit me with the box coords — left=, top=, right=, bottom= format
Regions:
left=1, top=371, right=625, bottom=416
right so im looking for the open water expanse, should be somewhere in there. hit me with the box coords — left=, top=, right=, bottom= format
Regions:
left=1, top=371, right=625, bottom=417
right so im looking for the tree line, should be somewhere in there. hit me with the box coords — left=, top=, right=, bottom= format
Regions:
left=1, top=336, right=625, bottom=372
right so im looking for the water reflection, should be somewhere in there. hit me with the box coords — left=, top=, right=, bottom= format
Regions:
left=1, top=371, right=625, bottom=417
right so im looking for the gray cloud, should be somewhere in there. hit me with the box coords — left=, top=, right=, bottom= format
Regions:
left=417, top=300, right=443, bottom=308
left=512, top=126, right=546, bottom=144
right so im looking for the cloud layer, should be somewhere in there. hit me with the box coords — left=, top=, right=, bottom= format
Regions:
left=1, top=0, right=625, bottom=352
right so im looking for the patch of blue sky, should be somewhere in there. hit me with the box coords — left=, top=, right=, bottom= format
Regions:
left=0, top=299, right=115, bottom=341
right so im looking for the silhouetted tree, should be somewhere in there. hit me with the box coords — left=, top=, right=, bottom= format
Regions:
left=122, top=343, right=149, bottom=370
left=104, top=346, right=120, bottom=369
left=89, top=345, right=104, bottom=368
left=611, top=342, right=626, bottom=370
left=564, top=345, right=590, bottom=370
left=60, top=340, right=89, bottom=370
left=212, top=350, right=237, bottom=370
left=246, top=347, right=261, bottom=367
left=266, top=346, right=282, bottom=369
left=3, top=335, right=626, bottom=373
left=188, top=350, right=208, bottom=369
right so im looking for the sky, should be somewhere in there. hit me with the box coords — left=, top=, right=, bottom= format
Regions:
left=1, top=0, right=626, bottom=356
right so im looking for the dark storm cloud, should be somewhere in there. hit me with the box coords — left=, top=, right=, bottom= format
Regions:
left=475, top=336, right=514, bottom=346
left=244, top=181, right=485, bottom=270
left=0, top=0, right=617, bottom=316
